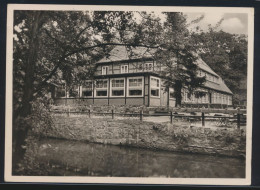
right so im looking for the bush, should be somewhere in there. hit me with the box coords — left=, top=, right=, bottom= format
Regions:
left=13, top=97, right=55, bottom=175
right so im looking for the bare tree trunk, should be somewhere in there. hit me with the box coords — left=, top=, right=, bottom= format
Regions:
left=13, top=11, right=43, bottom=170
left=174, top=81, right=182, bottom=107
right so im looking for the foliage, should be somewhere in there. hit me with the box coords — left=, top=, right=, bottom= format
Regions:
left=155, top=13, right=206, bottom=106
left=13, top=10, right=142, bottom=165
left=13, top=97, right=54, bottom=173
left=13, top=11, right=135, bottom=116
left=191, top=28, right=248, bottom=105
left=13, top=97, right=54, bottom=139
left=13, top=10, right=247, bottom=166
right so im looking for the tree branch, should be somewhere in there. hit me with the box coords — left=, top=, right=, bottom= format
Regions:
left=44, top=28, right=66, bottom=48
left=69, top=25, right=90, bottom=44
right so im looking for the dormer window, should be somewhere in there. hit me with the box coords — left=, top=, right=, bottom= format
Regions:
left=199, top=70, right=202, bottom=77
left=145, top=63, right=153, bottom=71
left=102, top=66, right=109, bottom=75
left=121, top=65, right=128, bottom=73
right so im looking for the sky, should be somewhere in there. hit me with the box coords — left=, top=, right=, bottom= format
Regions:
left=133, top=12, right=248, bottom=35
left=14, top=11, right=248, bottom=36
left=184, top=12, right=248, bottom=35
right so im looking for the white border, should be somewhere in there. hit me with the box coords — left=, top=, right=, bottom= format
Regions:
left=5, top=4, right=254, bottom=185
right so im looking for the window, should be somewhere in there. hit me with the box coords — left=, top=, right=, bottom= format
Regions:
left=68, top=85, right=79, bottom=98
left=56, top=84, right=66, bottom=98
left=228, top=95, right=232, bottom=105
left=198, top=95, right=202, bottom=103
left=189, top=93, right=194, bottom=102
left=150, top=77, right=160, bottom=97
left=208, top=74, right=212, bottom=81
left=169, top=88, right=174, bottom=99
left=82, top=81, right=93, bottom=97
left=102, top=66, right=109, bottom=75
left=145, top=63, right=153, bottom=71
left=121, top=65, right=128, bottom=73
left=212, top=93, right=217, bottom=103
left=111, top=78, right=125, bottom=97
left=202, top=93, right=207, bottom=103
left=95, top=80, right=108, bottom=97
left=128, top=77, right=143, bottom=97
left=138, top=63, right=143, bottom=71
left=199, top=70, right=202, bottom=77
left=184, top=91, right=188, bottom=102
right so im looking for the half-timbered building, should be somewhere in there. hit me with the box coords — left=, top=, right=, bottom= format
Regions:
left=54, top=46, right=233, bottom=107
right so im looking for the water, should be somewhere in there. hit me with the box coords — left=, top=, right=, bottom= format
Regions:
left=36, top=138, right=245, bottom=178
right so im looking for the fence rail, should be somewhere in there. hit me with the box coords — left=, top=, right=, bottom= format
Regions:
left=50, top=109, right=246, bottom=129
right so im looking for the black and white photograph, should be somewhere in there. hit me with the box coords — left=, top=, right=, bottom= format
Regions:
left=5, top=4, right=254, bottom=185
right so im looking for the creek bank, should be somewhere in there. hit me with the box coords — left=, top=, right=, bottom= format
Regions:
left=36, top=114, right=246, bottom=158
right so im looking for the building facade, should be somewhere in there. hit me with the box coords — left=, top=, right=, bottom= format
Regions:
left=54, top=46, right=233, bottom=107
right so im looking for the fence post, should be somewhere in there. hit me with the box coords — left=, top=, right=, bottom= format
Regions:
left=140, top=110, right=143, bottom=121
left=170, top=111, right=173, bottom=124
left=67, top=108, right=70, bottom=117
left=237, top=113, right=240, bottom=129
left=88, top=109, right=91, bottom=118
left=112, top=109, right=114, bottom=119
left=201, top=112, right=205, bottom=127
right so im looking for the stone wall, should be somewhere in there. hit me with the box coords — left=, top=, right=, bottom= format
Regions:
left=42, top=114, right=246, bottom=158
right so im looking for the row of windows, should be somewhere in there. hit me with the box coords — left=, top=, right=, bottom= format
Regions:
left=101, top=62, right=154, bottom=75
left=180, top=90, right=232, bottom=105
left=212, top=93, right=232, bottom=105
left=182, top=91, right=209, bottom=103
left=56, top=77, right=161, bottom=98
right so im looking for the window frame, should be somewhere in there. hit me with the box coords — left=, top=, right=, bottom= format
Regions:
left=110, top=78, right=125, bottom=97
left=127, top=76, right=144, bottom=97
left=101, top=66, right=109, bottom=75
left=150, top=76, right=160, bottom=98
left=145, top=62, right=153, bottom=71
left=81, top=80, right=93, bottom=98
left=169, top=88, right=175, bottom=99
left=55, top=83, right=67, bottom=98
left=68, top=85, right=80, bottom=98
left=94, top=79, right=108, bottom=97
left=121, top=65, right=129, bottom=74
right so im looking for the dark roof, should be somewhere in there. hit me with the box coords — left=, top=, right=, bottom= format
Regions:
left=204, top=80, right=232, bottom=94
left=195, top=57, right=219, bottom=77
left=97, top=46, right=156, bottom=63
left=97, top=46, right=232, bottom=94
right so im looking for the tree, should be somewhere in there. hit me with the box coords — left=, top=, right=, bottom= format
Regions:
left=13, top=10, right=152, bottom=167
left=191, top=28, right=248, bottom=105
left=153, top=12, right=206, bottom=107
left=13, top=11, right=206, bottom=167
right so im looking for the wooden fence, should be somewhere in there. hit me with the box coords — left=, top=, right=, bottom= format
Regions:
left=51, top=109, right=246, bottom=129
